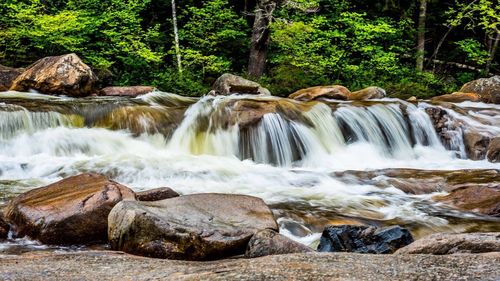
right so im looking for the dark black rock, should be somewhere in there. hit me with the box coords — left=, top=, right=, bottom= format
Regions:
left=135, top=187, right=179, bottom=201
left=317, top=225, right=414, bottom=254
left=0, top=213, right=10, bottom=239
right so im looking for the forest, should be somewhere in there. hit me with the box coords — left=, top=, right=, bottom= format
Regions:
left=0, top=0, right=499, bottom=98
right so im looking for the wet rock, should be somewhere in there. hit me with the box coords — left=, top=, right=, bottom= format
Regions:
left=348, top=86, right=386, bottom=100
left=0, top=65, right=23, bottom=91
left=211, top=73, right=270, bottom=96
left=288, top=85, right=350, bottom=101
left=99, top=86, right=155, bottom=97
left=460, top=75, right=500, bottom=104
left=4, top=173, right=135, bottom=245
left=435, top=186, right=500, bottom=217
left=108, top=193, right=278, bottom=260
left=136, top=187, right=180, bottom=201
left=245, top=229, right=313, bottom=258
left=407, top=96, right=417, bottom=102
left=431, top=92, right=481, bottom=103
left=10, top=53, right=98, bottom=97
left=487, top=137, right=500, bottom=163
left=0, top=213, right=10, bottom=239
left=396, top=232, right=500, bottom=254
left=317, top=225, right=413, bottom=254
left=463, top=130, right=491, bottom=160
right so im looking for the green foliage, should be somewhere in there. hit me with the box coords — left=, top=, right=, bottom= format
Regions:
left=455, top=39, right=490, bottom=66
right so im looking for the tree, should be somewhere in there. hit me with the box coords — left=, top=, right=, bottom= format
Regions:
left=171, top=0, right=182, bottom=73
left=416, top=0, right=427, bottom=71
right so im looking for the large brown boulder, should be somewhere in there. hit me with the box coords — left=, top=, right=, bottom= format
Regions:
left=435, top=186, right=500, bottom=217
left=4, top=173, right=135, bottom=245
left=348, top=86, right=386, bottom=100
left=211, top=73, right=270, bottom=96
left=136, top=187, right=180, bottom=201
left=0, top=213, right=10, bottom=239
left=10, top=53, right=98, bottom=97
left=99, top=86, right=155, bottom=97
left=431, top=92, right=481, bottom=103
left=463, top=130, right=491, bottom=160
left=245, top=229, right=313, bottom=258
left=288, top=85, right=350, bottom=101
left=0, top=65, right=23, bottom=91
left=108, top=193, right=278, bottom=260
left=487, top=137, right=500, bottom=163
left=460, top=75, right=500, bottom=104
left=396, top=232, right=500, bottom=254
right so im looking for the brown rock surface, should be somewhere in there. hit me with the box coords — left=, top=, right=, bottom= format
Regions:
left=460, top=75, right=500, bottom=104
left=4, top=173, right=135, bottom=244
left=108, top=193, right=278, bottom=260
left=245, top=229, right=313, bottom=258
left=288, top=85, right=350, bottom=101
left=487, top=137, right=500, bottom=163
left=396, top=232, right=500, bottom=254
left=211, top=73, right=270, bottom=96
left=99, top=86, right=155, bottom=97
left=435, top=186, right=500, bottom=217
left=0, top=65, right=23, bottom=91
left=348, top=86, right=386, bottom=100
left=10, top=53, right=98, bottom=97
left=0, top=251, right=499, bottom=280
left=0, top=213, right=10, bottom=239
left=136, top=187, right=180, bottom=201
left=463, top=130, right=491, bottom=160
left=431, top=92, right=481, bottom=103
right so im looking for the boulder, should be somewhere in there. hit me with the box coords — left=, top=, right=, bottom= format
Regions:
left=460, top=75, right=500, bottom=104
left=211, top=73, right=270, bottom=96
left=108, top=193, right=278, bottom=260
left=245, top=229, right=313, bottom=258
left=10, top=53, right=98, bottom=97
left=317, top=225, right=413, bottom=254
left=435, top=186, right=500, bottom=217
left=431, top=92, right=481, bottom=103
left=288, top=85, right=350, bottom=101
left=0, top=213, right=10, bottom=239
left=136, top=187, right=180, bottom=201
left=396, top=232, right=500, bottom=254
left=463, top=130, right=490, bottom=160
left=407, top=96, right=417, bottom=102
left=99, top=86, right=155, bottom=97
left=4, top=173, right=135, bottom=245
left=487, top=137, right=500, bottom=163
left=348, top=86, right=386, bottom=100
left=0, top=65, right=23, bottom=91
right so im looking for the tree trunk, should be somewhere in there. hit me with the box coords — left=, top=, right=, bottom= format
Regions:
left=248, top=1, right=276, bottom=79
left=171, top=0, right=182, bottom=73
left=485, top=31, right=499, bottom=74
left=416, top=0, right=427, bottom=71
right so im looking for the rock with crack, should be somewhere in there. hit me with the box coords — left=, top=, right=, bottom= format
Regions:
left=396, top=232, right=500, bottom=254
left=4, top=173, right=135, bottom=245
left=211, top=73, right=270, bottom=96
left=108, top=193, right=278, bottom=260
left=317, top=225, right=413, bottom=254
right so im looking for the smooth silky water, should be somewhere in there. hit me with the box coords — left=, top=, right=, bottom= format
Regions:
left=0, top=91, right=499, bottom=252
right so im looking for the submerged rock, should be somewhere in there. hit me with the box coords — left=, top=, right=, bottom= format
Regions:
left=4, top=173, right=135, bottom=245
left=136, top=187, right=180, bottom=201
left=460, top=75, right=500, bottom=104
left=211, top=73, right=270, bottom=96
left=0, top=65, right=23, bottom=91
left=245, top=229, right=313, bottom=258
left=99, top=86, right=155, bottom=97
left=348, top=86, right=386, bottom=100
left=10, top=53, right=98, bottom=97
left=435, top=186, right=500, bottom=217
left=396, top=232, right=500, bottom=254
left=0, top=213, right=10, bottom=239
left=108, top=193, right=278, bottom=260
left=317, top=225, right=413, bottom=254
left=288, top=85, right=350, bottom=101
left=431, top=92, right=481, bottom=103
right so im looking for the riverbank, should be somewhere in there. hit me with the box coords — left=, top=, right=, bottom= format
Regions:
left=1, top=251, right=499, bottom=281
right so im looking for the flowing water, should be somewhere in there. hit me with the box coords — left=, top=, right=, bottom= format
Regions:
left=0, top=90, right=499, bottom=252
